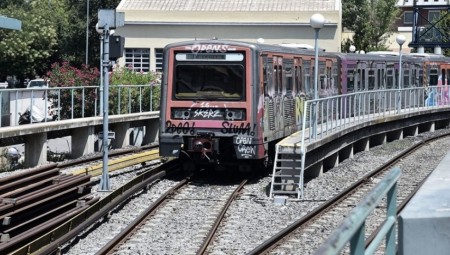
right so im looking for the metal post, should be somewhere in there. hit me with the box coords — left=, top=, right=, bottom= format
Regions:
left=85, top=0, right=89, bottom=65
left=396, top=35, right=405, bottom=114
left=313, top=28, right=320, bottom=138
left=397, top=45, right=403, bottom=113
left=99, top=34, right=103, bottom=116
left=99, top=24, right=111, bottom=192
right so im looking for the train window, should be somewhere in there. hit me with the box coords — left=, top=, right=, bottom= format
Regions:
left=411, top=69, right=417, bottom=87
left=361, top=69, right=366, bottom=90
left=274, top=65, right=279, bottom=94
left=285, top=63, right=293, bottom=92
left=347, top=70, right=354, bottom=92
left=326, top=66, right=331, bottom=90
left=441, top=69, right=446, bottom=85
left=430, top=69, right=438, bottom=85
left=277, top=64, right=283, bottom=94
left=263, top=64, right=268, bottom=95
left=377, top=69, right=383, bottom=89
left=295, top=65, right=303, bottom=93
left=304, top=60, right=311, bottom=96
left=387, top=68, right=394, bottom=89
left=263, top=59, right=268, bottom=95
left=403, top=69, right=410, bottom=87
left=419, top=68, right=423, bottom=86
left=356, top=69, right=362, bottom=91
left=447, top=69, right=450, bottom=85
left=368, top=70, right=375, bottom=90
left=173, top=64, right=244, bottom=100
left=332, top=65, right=338, bottom=93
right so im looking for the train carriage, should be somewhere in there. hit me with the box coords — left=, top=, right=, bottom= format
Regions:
left=159, top=38, right=450, bottom=170
left=159, top=39, right=338, bottom=169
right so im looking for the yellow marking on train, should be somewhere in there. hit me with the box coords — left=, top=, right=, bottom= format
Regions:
left=71, top=149, right=160, bottom=176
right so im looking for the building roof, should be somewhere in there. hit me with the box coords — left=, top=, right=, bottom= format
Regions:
left=117, top=0, right=340, bottom=12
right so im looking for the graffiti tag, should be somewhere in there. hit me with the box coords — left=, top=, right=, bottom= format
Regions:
left=165, top=121, right=195, bottom=135
left=235, top=136, right=253, bottom=145
left=237, top=145, right=256, bottom=157
left=194, top=109, right=222, bottom=118
left=221, top=122, right=256, bottom=135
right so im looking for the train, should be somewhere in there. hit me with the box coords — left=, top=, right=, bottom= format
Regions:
left=158, top=39, right=450, bottom=171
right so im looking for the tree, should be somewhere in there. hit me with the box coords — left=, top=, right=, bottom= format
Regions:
left=342, top=0, right=400, bottom=52
left=0, top=0, right=60, bottom=83
left=435, top=10, right=450, bottom=56
left=63, top=0, right=122, bottom=68
left=0, top=0, right=122, bottom=83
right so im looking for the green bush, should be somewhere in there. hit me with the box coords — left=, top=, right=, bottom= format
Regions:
left=47, top=62, right=161, bottom=118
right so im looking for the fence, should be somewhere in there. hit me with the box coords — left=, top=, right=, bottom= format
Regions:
left=314, top=167, right=401, bottom=255
left=0, top=84, right=160, bottom=127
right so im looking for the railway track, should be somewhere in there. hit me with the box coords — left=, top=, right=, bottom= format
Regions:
left=247, top=133, right=450, bottom=254
left=2, top=131, right=449, bottom=254
left=95, top=174, right=250, bottom=255
left=0, top=145, right=166, bottom=255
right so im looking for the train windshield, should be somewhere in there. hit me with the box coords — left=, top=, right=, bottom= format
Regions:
left=173, top=53, right=245, bottom=100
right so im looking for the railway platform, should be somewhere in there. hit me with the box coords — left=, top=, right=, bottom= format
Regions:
left=269, top=98, right=450, bottom=199
left=398, top=148, right=450, bottom=255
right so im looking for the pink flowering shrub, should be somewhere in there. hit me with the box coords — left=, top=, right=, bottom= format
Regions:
left=46, top=62, right=100, bottom=119
left=46, top=62, right=161, bottom=118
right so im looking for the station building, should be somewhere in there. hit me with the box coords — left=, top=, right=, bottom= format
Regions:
left=115, top=0, right=342, bottom=72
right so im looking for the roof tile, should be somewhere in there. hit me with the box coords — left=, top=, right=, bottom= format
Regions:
left=118, top=0, right=338, bottom=12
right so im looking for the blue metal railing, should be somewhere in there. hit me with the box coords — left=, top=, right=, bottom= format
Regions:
left=315, top=167, right=401, bottom=255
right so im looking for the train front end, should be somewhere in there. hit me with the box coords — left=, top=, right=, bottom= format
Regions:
left=159, top=40, right=264, bottom=168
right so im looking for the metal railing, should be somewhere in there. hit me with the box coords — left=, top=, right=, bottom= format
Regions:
left=315, top=167, right=401, bottom=255
left=296, top=85, right=450, bottom=198
left=0, top=84, right=160, bottom=127
left=303, top=86, right=450, bottom=144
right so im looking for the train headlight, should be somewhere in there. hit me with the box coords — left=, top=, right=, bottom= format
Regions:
left=225, top=109, right=245, bottom=120
left=172, top=109, right=191, bottom=119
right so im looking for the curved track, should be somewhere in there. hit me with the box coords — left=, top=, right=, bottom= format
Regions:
left=248, top=133, right=450, bottom=254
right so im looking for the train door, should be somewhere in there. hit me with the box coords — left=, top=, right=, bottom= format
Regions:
left=346, top=63, right=357, bottom=93
left=402, top=62, right=411, bottom=88
left=303, top=59, right=312, bottom=98
left=411, top=64, right=421, bottom=87
left=376, top=62, right=386, bottom=89
left=368, top=61, right=376, bottom=90
left=440, top=63, right=450, bottom=104
left=283, top=58, right=295, bottom=129
left=324, top=59, right=334, bottom=96
left=273, top=55, right=283, bottom=136
left=294, top=57, right=305, bottom=126
left=332, top=60, right=339, bottom=94
left=318, top=60, right=327, bottom=97
left=263, top=56, right=276, bottom=132
left=356, top=61, right=367, bottom=91
left=386, top=63, right=396, bottom=89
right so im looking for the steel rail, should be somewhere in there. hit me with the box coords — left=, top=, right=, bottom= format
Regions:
left=247, top=133, right=450, bottom=254
left=95, top=177, right=191, bottom=255
left=196, top=179, right=248, bottom=255
left=363, top=134, right=449, bottom=249
left=0, top=186, right=93, bottom=254
left=31, top=159, right=180, bottom=255
left=0, top=163, right=58, bottom=189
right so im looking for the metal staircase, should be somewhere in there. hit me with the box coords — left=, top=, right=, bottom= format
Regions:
left=269, top=144, right=306, bottom=200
